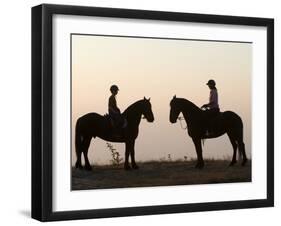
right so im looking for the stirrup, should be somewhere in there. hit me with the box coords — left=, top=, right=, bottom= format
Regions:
left=122, top=119, right=128, bottom=128
left=205, top=130, right=211, bottom=137
left=112, top=130, right=123, bottom=138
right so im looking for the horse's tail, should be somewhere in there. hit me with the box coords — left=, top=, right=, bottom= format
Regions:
left=225, top=110, right=245, bottom=162
left=237, top=123, right=243, bottom=161
left=236, top=114, right=244, bottom=161
left=75, top=118, right=83, bottom=159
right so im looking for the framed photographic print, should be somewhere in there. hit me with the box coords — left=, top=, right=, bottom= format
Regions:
left=32, top=4, right=274, bottom=221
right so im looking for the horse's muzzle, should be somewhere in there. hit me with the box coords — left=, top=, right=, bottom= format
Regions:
left=169, top=117, right=177, bottom=123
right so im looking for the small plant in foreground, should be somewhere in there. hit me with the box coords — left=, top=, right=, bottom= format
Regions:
left=106, top=142, right=123, bottom=166
left=168, top=154, right=172, bottom=162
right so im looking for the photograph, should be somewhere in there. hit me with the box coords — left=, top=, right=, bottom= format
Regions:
left=31, top=3, right=274, bottom=221
left=71, top=34, right=252, bottom=190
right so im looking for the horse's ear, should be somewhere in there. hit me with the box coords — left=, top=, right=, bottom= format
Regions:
left=144, top=96, right=146, bottom=100
left=173, top=95, right=176, bottom=99
left=148, top=97, right=150, bottom=102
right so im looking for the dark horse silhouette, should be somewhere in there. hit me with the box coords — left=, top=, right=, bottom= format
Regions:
left=169, top=96, right=247, bottom=169
left=75, top=97, right=154, bottom=170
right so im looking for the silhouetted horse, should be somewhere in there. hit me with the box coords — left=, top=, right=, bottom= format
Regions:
left=169, top=96, right=247, bottom=169
left=75, top=97, right=154, bottom=170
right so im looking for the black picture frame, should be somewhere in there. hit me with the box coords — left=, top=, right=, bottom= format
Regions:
left=32, top=3, right=274, bottom=222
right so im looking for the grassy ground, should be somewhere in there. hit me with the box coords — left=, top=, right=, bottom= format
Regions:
left=72, top=160, right=251, bottom=190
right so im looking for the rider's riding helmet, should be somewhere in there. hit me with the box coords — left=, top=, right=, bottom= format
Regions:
left=110, top=85, right=119, bottom=93
left=206, top=79, right=216, bottom=86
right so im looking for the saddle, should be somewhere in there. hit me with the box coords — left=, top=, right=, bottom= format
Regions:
left=202, top=110, right=221, bottom=136
left=104, top=114, right=127, bottom=137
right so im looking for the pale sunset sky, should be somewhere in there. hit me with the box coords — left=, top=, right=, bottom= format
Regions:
left=71, top=34, right=252, bottom=165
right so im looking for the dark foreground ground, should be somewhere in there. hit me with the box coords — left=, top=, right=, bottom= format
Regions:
left=72, top=160, right=251, bottom=190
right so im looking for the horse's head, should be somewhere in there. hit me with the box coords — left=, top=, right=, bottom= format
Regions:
left=141, top=97, right=154, bottom=122
left=169, top=95, right=181, bottom=123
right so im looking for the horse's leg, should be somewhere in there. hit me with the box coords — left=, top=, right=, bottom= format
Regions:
left=234, top=123, right=247, bottom=166
left=227, top=132, right=238, bottom=166
left=124, top=141, right=131, bottom=170
left=237, top=139, right=247, bottom=166
left=75, top=132, right=83, bottom=169
left=82, top=136, right=92, bottom=171
left=129, top=140, right=139, bottom=169
left=192, top=137, right=204, bottom=169
left=75, top=144, right=83, bottom=170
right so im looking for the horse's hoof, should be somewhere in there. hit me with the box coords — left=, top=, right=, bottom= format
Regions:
left=229, top=161, right=237, bottom=167
left=75, top=162, right=83, bottom=169
left=132, top=164, right=139, bottom=169
left=242, top=159, right=248, bottom=166
left=195, top=162, right=204, bottom=169
left=84, top=165, right=92, bottom=171
left=124, top=164, right=131, bottom=170
left=198, top=164, right=204, bottom=169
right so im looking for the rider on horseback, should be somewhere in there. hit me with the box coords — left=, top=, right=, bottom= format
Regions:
left=201, top=79, right=220, bottom=136
left=108, top=85, right=125, bottom=133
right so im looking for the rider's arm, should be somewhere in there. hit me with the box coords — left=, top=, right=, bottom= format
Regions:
left=208, top=89, right=218, bottom=107
left=109, top=96, right=121, bottom=113
left=201, top=104, right=209, bottom=109
left=201, top=90, right=216, bottom=109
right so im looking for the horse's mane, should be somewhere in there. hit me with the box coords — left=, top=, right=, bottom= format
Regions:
left=175, top=98, right=202, bottom=113
left=122, top=99, right=144, bottom=116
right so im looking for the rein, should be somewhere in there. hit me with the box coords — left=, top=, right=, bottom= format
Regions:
left=178, top=116, right=205, bottom=146
left=178, top=116, right=187, bottom=130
